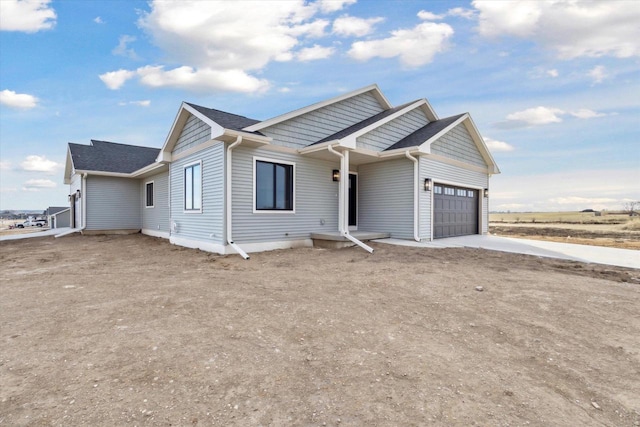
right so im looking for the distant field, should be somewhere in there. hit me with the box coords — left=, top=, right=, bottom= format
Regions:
left=489, top=211, right=632, bottom=224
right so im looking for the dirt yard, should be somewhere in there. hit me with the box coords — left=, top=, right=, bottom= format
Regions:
left=1, top=234, right=639, bottom=426
left=490, top=223, right=640, bottom=250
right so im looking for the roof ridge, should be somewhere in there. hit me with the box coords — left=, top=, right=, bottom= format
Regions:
left=90, top=139, right=159, bottom=150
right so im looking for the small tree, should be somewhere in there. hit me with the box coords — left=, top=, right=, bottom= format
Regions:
left=623, top=201, right=639, bottom=216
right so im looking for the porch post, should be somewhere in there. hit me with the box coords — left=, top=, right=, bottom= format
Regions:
left=342, top=150, right=349, bottom=235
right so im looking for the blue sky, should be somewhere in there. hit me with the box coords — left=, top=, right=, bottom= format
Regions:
left=1, top=0, right=638, bottom=212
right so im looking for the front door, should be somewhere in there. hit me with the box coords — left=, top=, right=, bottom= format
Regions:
left=348, top=173, right=357, bottom=229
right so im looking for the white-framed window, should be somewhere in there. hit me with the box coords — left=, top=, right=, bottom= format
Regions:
left=457, top=189, right=466, bottom=197
left=184, top=160, right=202, bottom=213
left=467, top=190, right=475, bottom=198
left=145, top=181, right=154, bottom=208
left=253, top=156, right=295, bottom=213
left=444, top=187, right=455, bottom=196
left=434, top=185, right=443, bottom=194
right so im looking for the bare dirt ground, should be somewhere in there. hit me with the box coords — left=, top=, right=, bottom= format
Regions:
left=1, top=234, right=639, bottom=426
left=490, top=223, right=640, bottom=250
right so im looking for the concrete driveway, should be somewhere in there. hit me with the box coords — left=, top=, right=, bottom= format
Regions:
left=376, top=235, right=639, bottom=269
left=0, top=228, right=71, bottom=242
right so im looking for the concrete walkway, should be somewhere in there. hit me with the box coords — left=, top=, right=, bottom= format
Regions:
left=375, top=235, right=639, bottom=269
left=0, top=227, right=71, bottom=242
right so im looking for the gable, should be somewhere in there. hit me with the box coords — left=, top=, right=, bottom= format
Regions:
left=173, top=114, right=211, bottom=155
left=431, top=123, right=487, bottom=168
left=356, top=107, right=429, bottom=152
left=259, top=91, right=386, bottom=149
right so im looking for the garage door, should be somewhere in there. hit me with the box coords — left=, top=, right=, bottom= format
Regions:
left=433, top=184, right=478, bottom=238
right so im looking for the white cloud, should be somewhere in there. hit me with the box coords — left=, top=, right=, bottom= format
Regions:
left=0, top=187, right=18, bottom=193
left=317, top=0, right=356, bottom=13
left=115, top=0, right=337, bottom=93
left=547, top=69, right=558, bottom=78
left=0, top=89, right=39, bottom=109
left=94, top=17, right=104, bottom=24
left=568, top=109, right=607, bottom=119
left=112, top=35, right=138, bottom=59
left=20, top=155, right=62, bottom=173
left=499, top=106, right=610, bottom=128
left=506, top=106, right=565, bottom=126
left=136, top=66, right=269, bottom=93
left=23, top=179, right=56, bottom=191
left=99, top=69, right=136, bottom=90
left=473, top=0, right=640, bottom=59
left=588, top=65, right=607, bottom=84
left=417, top=10, right=443, bottom=21
left=278, top=87, right=292, bottom=93
left=332, top=15, right=383, bottom=37
left=348, top=22, right=454, bottom=67
left=0, top=161, right=12, bottom=171
left=118, top=100, right=151, bottom=107
left=483, top=137, right=514, bottom=152
left=447, top=7, right=475, bottom=20
left=297, top=44, right=335, bottom=61
left=0, top=0, right=56, bottom=32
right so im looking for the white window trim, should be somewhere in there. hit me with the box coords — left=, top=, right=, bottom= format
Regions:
left=252, top=156, right=296, bottom=214
left=145, top=180, right=155, bottom=208
left=183, top=160, right=203, bottom=214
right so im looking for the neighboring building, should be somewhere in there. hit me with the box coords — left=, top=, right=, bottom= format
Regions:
left=63, top=84, right=499, bottom=257
left=45, top=206, right=71, bottom=229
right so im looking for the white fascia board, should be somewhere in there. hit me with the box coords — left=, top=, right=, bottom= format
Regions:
left=244, top=83, right=391, bottom=132
left=222, top=128, right=272, bottom=144
left=421, top=98, right=439, bottom=121
left=73, top=170, right=132, bottom=179
left=379, top=146, right=422, bottom=158
left=342, top=99, right=426, bottom=147
left=462, top=115, right=501, bottom=174
left=131, top=161, right=168, bottom=178
left=63, top=145, right=74, bottom=184
left=157, top=102, right=224, bottom=161
left=298, top=140, right=341, bottom=154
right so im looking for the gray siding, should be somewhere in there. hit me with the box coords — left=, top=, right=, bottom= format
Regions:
left=231, top=146, right=339, bottom=243
left=85, top=176, right=141, bottom=230
left=419, top=156, right=489, bottom=239
left=170, top=142, right=225, bottom=244
left=431, top=123, right=486, bottom=168
left=357, top=108, right=429, bottom=151
left=261, top=92, right=385, bottom=149
left=52, top=210, right=70, bottom=228
left=173, top=114, right=211, bottom=155
left=358, top=159, right=414, bottom=239
left=141, top=170, right=170, bottom=234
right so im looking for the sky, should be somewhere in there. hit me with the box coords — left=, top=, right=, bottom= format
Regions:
left=0, top=0, right=638, bottom=213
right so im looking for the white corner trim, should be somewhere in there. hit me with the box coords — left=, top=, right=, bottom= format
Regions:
left=244, top=84, right=390, bottom=132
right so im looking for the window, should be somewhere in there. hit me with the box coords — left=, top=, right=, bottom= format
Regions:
left=255, top=158, right=294, bottom=211
left=457, top=189, right=466, bottom=197
left=467, top=190, right=475, bottom=198
left=184, top=162, right=202, bottom=212
left=444, top=187, right=455, bottom=196
left=434, top=185, right=443, bottom=194
left=145, top=181, right=154, bottom=208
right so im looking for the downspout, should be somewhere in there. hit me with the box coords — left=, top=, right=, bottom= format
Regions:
left=81, top=173, right=87, bottom=231
left=326, top=145, right=374, bottom=254
left=226, top=135, right=250, bottom=259
left=405, top=151, right=420, bottom=242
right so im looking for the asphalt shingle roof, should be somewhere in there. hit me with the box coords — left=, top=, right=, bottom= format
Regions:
left=185, top=102, right=262, bottom=133
left=69, top=140, right=160, bottom=173
left=308, top=101, right=419, bottom=147
left=384, top=113, right=466, bottom=151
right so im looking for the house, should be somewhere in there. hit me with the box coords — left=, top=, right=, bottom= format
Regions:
left=62, top=84, right=499, bottom=257
left=45, top=206, right=71, bottom=229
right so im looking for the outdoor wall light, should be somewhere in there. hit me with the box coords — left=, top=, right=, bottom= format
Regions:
left=332, top=169, right=340, bottom=182
left=484, top=188, right=489, bottom=198
left=76, top=189, right=81, bottom=199
left=424, top=178, right=432, bottom=191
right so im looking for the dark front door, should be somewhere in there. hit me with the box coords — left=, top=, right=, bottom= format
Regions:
left=348, top=173, right=357, bottom=227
